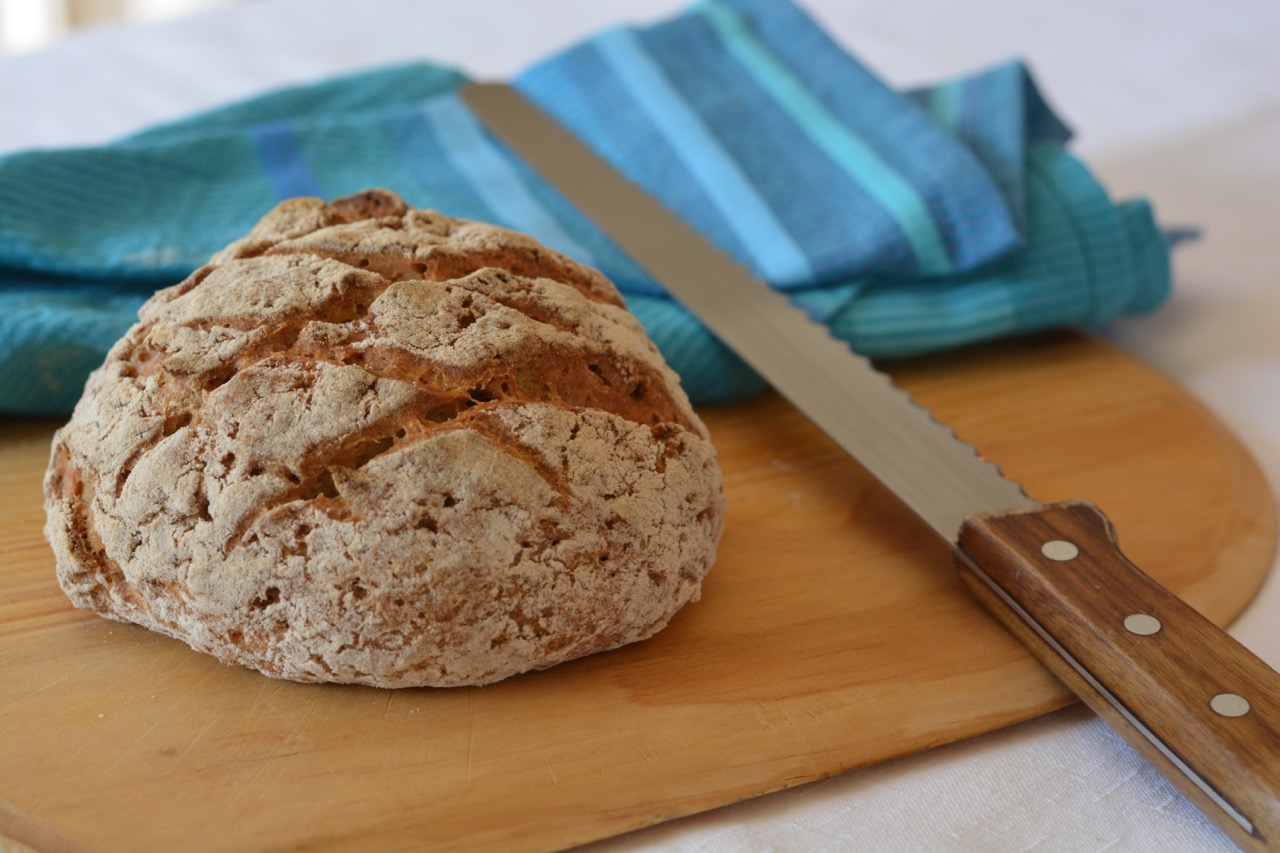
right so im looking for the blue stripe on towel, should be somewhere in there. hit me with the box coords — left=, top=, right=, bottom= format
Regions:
left=422, top=94, right=596, bottom=265
left=248, top=121, right=325, bottom=198
left=594, top=26, right=814, bottom=285
left=698, top=1, right=952, bottom=276
left=718, top=0, right=1020, bottom=273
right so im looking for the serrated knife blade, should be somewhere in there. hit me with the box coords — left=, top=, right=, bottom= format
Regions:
left=461, top=82, right=1280, bottom=852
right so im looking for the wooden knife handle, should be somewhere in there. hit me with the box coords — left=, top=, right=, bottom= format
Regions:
left=954, top=500, right=1280, bottom=853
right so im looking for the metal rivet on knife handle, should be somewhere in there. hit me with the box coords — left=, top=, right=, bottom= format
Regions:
left=1124, top=614, right=1163, bottom=636
left=1211, top=693, right=1251, bottom=718
left=1041, top=539, right=1079, bottom=561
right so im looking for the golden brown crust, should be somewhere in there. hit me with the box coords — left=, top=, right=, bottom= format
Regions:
left=44, top=190, right=724, bottom=688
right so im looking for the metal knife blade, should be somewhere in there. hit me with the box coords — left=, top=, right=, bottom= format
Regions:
left=461, top=81, right=1280, bottom=852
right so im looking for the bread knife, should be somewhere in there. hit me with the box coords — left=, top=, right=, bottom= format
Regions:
left=459, top=82, right=1280, bottom=852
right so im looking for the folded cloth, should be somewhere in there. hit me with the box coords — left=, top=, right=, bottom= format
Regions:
left=0, top=0, right=1171, bottom=415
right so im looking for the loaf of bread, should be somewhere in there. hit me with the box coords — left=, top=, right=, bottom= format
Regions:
left=43, top=189, right=725, bottom=688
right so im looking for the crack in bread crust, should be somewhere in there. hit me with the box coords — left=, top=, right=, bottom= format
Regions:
left=43, top=189, right=725, bottom=688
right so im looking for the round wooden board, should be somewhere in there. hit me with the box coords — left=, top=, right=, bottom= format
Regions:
left=0, top=331, right=1274, bottom=853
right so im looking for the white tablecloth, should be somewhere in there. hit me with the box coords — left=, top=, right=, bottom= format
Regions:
left=3, top=2, right=1277, bottom=850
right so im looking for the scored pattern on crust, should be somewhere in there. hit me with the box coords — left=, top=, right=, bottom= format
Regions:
left=44, top=190, right=725, bottom=688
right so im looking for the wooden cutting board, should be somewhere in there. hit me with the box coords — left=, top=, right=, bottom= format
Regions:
left=1, top=331, right=1274, bottom=853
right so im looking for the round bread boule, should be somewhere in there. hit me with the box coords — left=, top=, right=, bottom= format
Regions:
left=43, top=189, right=725, bottom=688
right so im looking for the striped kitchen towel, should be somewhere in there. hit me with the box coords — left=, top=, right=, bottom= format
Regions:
left=0, top=0, right=1171, bottom=415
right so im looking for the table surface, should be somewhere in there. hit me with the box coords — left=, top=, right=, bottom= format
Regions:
left=3, top=2, right=1278, bottom=851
